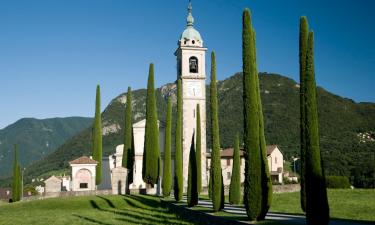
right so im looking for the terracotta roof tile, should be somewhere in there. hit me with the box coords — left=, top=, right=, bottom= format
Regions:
left=69, top=156, right=98, bottom=165
left=207, top=145, right=279, bottom=158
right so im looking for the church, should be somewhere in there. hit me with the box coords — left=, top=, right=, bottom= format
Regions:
left=110, top=1, right=208, bottom=194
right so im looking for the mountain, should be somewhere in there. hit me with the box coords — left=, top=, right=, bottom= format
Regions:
left=0, top=117, right=93, bottom=177
left=4, top=73, right=374, bottom=188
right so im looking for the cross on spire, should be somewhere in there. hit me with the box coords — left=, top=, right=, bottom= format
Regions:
left=186, top=0, right=194, bottom=27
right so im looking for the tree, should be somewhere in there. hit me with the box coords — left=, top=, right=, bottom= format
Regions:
left=299, top=16, right=309, bottom=212
left=208, top=169, right=212, bottom=199
left=242, top=9, right=261, bottom=221
left=255, top=37, right=272, bottom=220
left=196, top=104, right=202, bottom=194
left=229, top=134, right=241, bottom=205
left=142, top=63, right=160, bottom=186
left=122, top=87, right=134, bottom=184
left=162, top=97, right=172, bottom=197
left=187, top=133, right=198, bottom=207
left=92, top=85, right=103, bottom=185
left=220, top=172, right=225, bottom=210
left=210, top=51, right=222, bottom=212
left=174, top=79, right=183, bottom=201
left=304, top=31, right=330, bottom=225
left=12, top=145, right=21, bottom=202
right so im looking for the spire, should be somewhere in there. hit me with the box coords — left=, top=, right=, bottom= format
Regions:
left=186, top=0, right=194, bottom=27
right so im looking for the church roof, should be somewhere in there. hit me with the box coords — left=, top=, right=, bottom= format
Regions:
left=206, top=145, right=281, bottom=158
left=69, top=156, right=98, bottom=165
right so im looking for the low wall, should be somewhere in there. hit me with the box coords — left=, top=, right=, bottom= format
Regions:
left=272, top=184, right=300, bottom=193
left=201, top=184, right=300, bottom=195
left=22, top=189, right=112, bottom=202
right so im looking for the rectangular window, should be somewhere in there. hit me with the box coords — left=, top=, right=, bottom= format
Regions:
left=227, top=159, right=231, bottom=166
left=227, top=172, right=231, bottom=180
left=80, top=183, right=88, bottom=189
left=275, top=157, right=277, bottom=164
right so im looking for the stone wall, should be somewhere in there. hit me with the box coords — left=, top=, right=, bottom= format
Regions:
left=272, top=184, right=300, bottom=193
left=200, top=184, right=300, bottom=196
left=22, top=189, right=112, bottom=202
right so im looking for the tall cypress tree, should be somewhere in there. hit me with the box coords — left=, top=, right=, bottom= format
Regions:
left=220, top=172, right=225, bottom=210
left=122, top=87, right=134, bottom=184
left=196, top=104, right=202, bottom=194
left=162, top=97, right=172, bottom=197
left=304, top=31, right=330, bottom=225
left=242, top=9, right=262, bottom=221
left=187, top=133, right=198, bottom=207
left=208, top=168, right=212, bottom=199
left=142, top=63, right=160, bottom=186
left=299, top=16, right=309, bottom=212
left=92, top=85, right=102, bottom=185
left=210, top=51, right=222, bottom=212
left=255, top=34, right=272, bottom=220
left=229, top=134, right=241, bottom=205
left=174, top=79, right=183, bottom=201
left=12, top=145, right=20, bottom=202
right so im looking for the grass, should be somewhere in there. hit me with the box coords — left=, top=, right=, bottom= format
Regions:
left=271, top=189, right=375, bottom=221
left=0, top=195, right=194, bottom=225
left=199, top=189, right=375, bottom=222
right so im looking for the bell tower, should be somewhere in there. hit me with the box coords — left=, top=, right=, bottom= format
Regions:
left=175, top=1, right=207, bottom=191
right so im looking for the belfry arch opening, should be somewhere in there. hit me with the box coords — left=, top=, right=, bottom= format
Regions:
left=189, top=56, right=198, bottom=73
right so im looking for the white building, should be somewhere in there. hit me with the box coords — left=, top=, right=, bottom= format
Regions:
left=110, top=119, right=165, bottom=194
left=207, top=145, right=284, bottom=185
left=175, top=0, right=208, bottom=191
left=44, top=175, right=63, bottom=193
left=69, top=156, right=98, bottom=192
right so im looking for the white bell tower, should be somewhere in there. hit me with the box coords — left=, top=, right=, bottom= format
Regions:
left=175, top=1, right=207, bottom=191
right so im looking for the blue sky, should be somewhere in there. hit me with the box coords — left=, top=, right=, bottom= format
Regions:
left=0, top=0, right=374, bottom=129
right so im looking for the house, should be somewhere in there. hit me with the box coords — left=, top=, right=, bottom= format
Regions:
left=44, top=175, right=63, bottom=193
left=206, top=145, right=284, bottom=185
left=0, top=188, right=12, bottom=201
left=266, top=145, right=284, bottom=183
left=44, top=175, right=71, bottom=193
left=69, top=156, right=98, bottom=192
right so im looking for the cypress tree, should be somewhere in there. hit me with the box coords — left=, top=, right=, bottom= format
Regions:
left=162, top=97, right=172, bottom=197
left=254, top=34, right=272, bottom=220
left=304, top=31, right=330, bottom=225
left=208, top=168, right=212, bottom=199
left=196, top=104, right=202, bottom=194
left=174, top=79, right=183, bottom=201
left=92, top=85, right=102, bottom=185
left=220, top=172, right=225, bottom=210
left=210, top=51, right=222, bottom=212
left=142, top=63, right=160, bottom=186
left=12, top=145, right=20, bottom=202
left=187, top=133, right=198, bottom=207
left=299, top=16, right=309, bottom=212
left=242, top=9, right=262, bottom=221
left=122, top=87, right=134, bottom=184
left=229, top=134, right=241, bottom=205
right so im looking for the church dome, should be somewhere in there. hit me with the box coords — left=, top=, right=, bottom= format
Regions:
left=180, top=26, right=202, bottom=42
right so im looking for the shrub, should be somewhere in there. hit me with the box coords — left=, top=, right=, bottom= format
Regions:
left=326, top=176, right=350, bottom=189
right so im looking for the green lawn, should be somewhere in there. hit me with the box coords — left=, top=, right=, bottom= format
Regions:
left=0, top=195, right=194, bottom=225
left=199, top=189, right=375, bottom=222
left=271, top=189, right=375, bottom=221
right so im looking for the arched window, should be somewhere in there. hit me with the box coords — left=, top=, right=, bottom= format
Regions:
left=189, top=56, right=198, bottom=73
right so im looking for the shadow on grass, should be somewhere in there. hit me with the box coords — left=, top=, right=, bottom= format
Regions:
left=86, top=195, right=190, bottom=225
left=96, top=196, right=116, bottom=208
left=73, top=214, right=114, bottom=225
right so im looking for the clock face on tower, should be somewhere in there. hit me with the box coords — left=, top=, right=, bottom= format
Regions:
left=186, top=81, right=202, bottom=97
